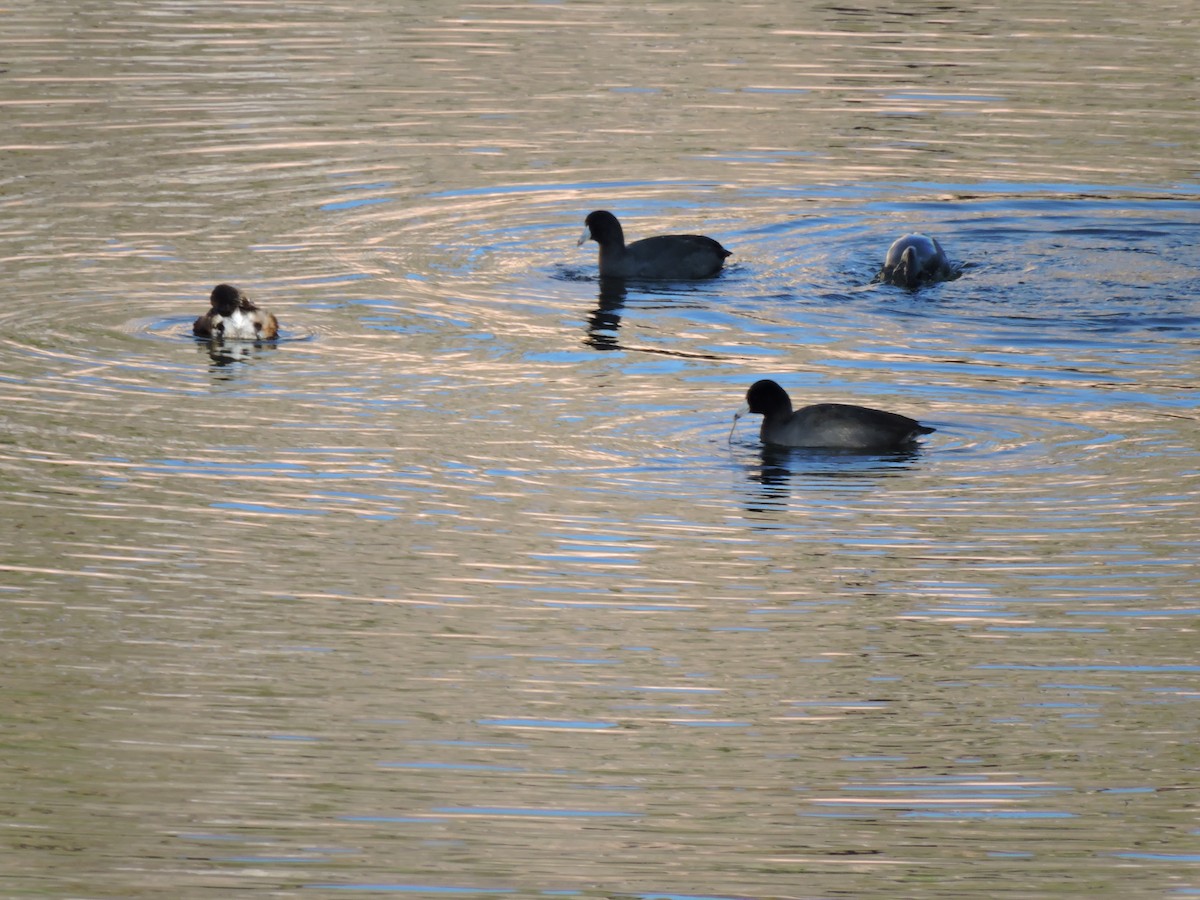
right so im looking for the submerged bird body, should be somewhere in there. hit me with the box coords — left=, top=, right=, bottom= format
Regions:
left=579, top=210, right=731, bottom=280
left=875, top=233, right=956, bottom=288
left=734, top=379, right=933, bottom=451
left=193, top=284, right=279, bottom=340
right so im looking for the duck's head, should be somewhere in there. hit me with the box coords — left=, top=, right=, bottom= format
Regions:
left=731, top=379, right=793, bottom=440
left=743, top=379, right=791, bottom=416
left=579, top=210, right=622, bottom=247
left=210, top=283, right=247, bottom=317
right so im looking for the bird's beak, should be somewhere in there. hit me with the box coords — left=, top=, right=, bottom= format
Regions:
left=728, top=403, right=749, bottom=442
left=577, top=225, right=591, bottom=247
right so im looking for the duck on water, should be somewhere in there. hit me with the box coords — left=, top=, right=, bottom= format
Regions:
left=732, top=379, right=934, bottom=452
left=873, top=233, right=959, bottom=288
left=578, top=210, right=731, bottom=280
left=193, top=284, right=279, bottom=341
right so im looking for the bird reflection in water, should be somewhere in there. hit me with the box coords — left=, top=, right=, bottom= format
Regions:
left=584, top=276, right=628, bottom=351
left=738, top=443, right=926, bottom=516
left=195, top=336, right=279, bottom=378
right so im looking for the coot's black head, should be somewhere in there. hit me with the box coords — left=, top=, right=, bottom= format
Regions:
left=745, top=379, right=792, bottom=416
left=581, top=210, right=624, bottom=247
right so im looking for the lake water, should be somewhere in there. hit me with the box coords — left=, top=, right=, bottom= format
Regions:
left=2, top=1, right=1199, bottom=897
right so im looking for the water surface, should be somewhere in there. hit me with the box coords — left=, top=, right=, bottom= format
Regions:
left=2, top=1, right=1199, bottom=898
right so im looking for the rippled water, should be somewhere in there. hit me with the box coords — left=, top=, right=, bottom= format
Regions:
left=3, top=0, right=1199, bottom=897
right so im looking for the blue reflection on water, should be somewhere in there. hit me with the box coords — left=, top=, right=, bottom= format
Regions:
left=211, top=501, right=327, bottom=516
left=321, top=197, right=394, bottom=211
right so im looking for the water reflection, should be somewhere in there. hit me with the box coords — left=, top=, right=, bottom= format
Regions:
left=580, top=277, right=736, bottom=361
left=3, top=0, right=1200, bottom=896
left=736, top=442, right=927, bottom=514
left=194, top=337, right=279, bottom=375
left=584, top=277, right=628, bottom=351
left=753, top=443, right=927, bottom=476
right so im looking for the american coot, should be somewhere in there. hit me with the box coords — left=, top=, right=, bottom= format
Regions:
left=732, top=379, right=934, bottom=451
left=578, top=210, right=731, bottom=280
left=193, top=284, right=279, bottom=340
left=874, top=233, right=957, bottom=288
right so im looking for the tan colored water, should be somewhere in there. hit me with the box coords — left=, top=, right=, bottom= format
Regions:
left=2, top=1, right=1199, bottom=897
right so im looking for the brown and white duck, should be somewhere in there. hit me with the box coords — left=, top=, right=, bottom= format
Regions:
left=193, top=284, right=278, bottom=341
